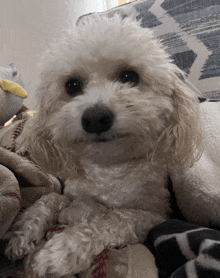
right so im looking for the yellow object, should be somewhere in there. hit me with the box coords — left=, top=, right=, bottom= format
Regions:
left=0, top=79, right=27, bottom=98
left=118, top=0, right=135, bottom=5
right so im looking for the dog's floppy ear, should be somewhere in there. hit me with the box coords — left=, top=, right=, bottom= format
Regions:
left=151, top=74, right=203, bottom=170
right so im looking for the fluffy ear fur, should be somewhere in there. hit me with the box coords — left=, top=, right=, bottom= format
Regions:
left=151, top=74, right=203, bottom=170
left=19, top=113, right=80, bottom=179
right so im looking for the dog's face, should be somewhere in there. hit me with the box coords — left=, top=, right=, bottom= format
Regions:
left=33, top=15, right=201, bottom=168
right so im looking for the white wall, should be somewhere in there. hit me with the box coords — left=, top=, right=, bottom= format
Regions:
left=0, top=0, right=118, bottom=109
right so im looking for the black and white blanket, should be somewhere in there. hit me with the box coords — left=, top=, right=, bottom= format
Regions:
left=147, top=219, right=220, bottom=278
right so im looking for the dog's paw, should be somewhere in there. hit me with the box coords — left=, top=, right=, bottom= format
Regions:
left=33, top=226, right=102, bottom=276
left=5, top=231, right=36, bottom=260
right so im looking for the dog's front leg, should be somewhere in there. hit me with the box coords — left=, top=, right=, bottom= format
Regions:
left=32, top=207, right=166, bottom=276
left=110, top=208, right=167, bottom=243
left=5, top=192, right=70, bottom=260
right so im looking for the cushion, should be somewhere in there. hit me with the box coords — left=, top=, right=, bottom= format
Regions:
left=77, top=0, right=220, bottom=100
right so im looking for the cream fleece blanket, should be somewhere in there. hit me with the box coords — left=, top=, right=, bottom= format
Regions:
left=0, top=119, right=62, bottom=239
left=171, top=101, right=220, bottom=226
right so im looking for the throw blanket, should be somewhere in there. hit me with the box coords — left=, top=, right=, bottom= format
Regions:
left=0, top=117, right=61, bottom=239
left=147, top=219, right=220, bottom=278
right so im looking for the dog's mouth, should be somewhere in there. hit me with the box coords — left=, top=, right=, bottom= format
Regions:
left=91, top=133, right=126, bottom=143
left=93, top=138, right=111, bottom=143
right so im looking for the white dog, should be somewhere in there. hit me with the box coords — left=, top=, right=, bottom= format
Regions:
left=5, top=14, right=207, bottom=276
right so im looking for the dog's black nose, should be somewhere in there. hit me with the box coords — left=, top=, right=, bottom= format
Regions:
left=81, top=105, right=114, bottom=134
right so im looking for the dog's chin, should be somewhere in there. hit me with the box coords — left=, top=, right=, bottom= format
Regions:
left=58, top=133, right=146, bottom=166
left=82, top=135, right=145, bottom=166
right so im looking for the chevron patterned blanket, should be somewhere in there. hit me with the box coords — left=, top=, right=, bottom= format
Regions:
left=78, top=0, right=220, bottom=100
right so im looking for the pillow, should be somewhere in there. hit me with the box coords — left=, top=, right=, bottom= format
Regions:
left=77, top=0, right=220, bottom=100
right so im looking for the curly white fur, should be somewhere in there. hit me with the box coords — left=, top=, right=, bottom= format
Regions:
left=5, top=14, right=203, bottom=276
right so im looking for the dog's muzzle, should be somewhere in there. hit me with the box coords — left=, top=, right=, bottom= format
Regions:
left=81, top=105, right=114, bottom=135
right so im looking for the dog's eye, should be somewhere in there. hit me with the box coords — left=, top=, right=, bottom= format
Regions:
left=119, top=70, right=139, bottom=86
left=66, top=79, right=83, bottom=96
